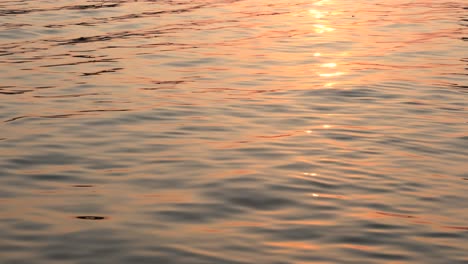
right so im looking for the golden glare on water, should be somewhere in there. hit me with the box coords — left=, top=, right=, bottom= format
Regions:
left=313, top=0, right=331, bottom=6
left=318, top=72, right=345, bottom=77
left=309, top=9, right=327, bottom=19
left=265, top=241, right=320, bottom=250
left=321, top=62, right=337, bottom=68
left=313, top=24, right=335, bottom=33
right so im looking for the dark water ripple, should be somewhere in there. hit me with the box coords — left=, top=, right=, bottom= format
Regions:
left=1, top=0, right=467, bottom=263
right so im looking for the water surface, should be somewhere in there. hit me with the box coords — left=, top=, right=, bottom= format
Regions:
left=0, top=0, right=467, bottom=263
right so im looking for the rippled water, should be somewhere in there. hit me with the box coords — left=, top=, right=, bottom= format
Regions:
left=1, top=0, right=467, bottom=263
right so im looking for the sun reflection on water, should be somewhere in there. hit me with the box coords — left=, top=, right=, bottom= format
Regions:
left=307, top=0, right=350, bottom=87
left=313, top=0, right=331, bottom=6
left=309, top=9, right=327, bottom=19
left=313, top=24, right=335, bottom=33
left=318, top=72, right=345, bottom=77
left=321, top=62, right=337, bottom=68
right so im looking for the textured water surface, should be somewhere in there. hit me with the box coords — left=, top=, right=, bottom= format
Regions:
left=0, top=0, right=467, bottom=263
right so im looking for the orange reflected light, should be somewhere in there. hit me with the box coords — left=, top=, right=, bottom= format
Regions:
left=266, top=241, right=319, bottom=250
left=313, top=52, right=321, bottom=57
left=319, top=72, right=345, bottom=77
left=309, top=9, right=326, bottom=19
left=322, top=124, right=331, bottom=128
left=310, top=193, right=347, bottom=199
left=313, top=0, right=330, bottom=6
left=321, top=62, right=337, bottom=68
left=314, top=24, right=335, bottom=33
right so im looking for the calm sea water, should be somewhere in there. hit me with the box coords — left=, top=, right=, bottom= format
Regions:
left=0, top=0, right=467, bottom=263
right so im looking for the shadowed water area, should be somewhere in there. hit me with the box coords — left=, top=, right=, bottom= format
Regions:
left=0, top=0, right=467, bottom=263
